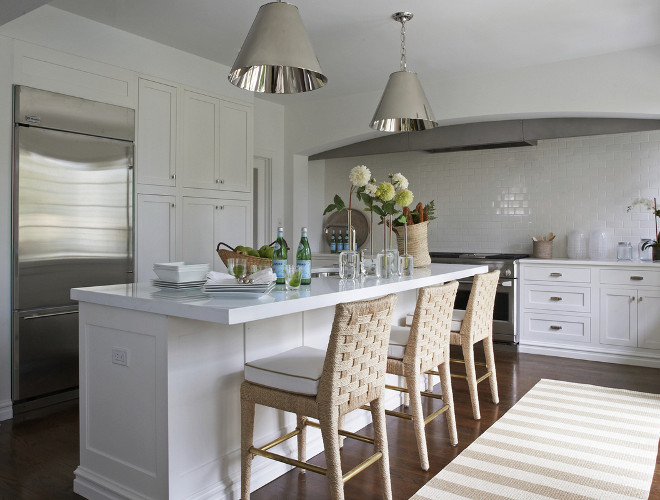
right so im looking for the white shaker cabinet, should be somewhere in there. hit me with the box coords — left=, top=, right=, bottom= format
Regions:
left=520, top=260, right=660, bottom=368
left=182, top=197, right=251, bottom=272
left=137, top=78, right=177, bottom=187
left=599, top=288, right=637, bottom=347
left=182, top=89, right=251, bottom=193
left=136, top=194, right=176, bottom=281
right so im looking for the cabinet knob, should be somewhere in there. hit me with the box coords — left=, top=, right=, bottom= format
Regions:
left=630, top=276, right=644, bottom=281
left=549, top=325, right=563, bottom=331
left=639, top=296, right=644, bottom=302
left=170, top=173, right=176, bottom=180
left=549, top=296, right=563, bottom=301
left=215, top=179, right=220, bottom=183
left=630, top=296, right=635, bottom=301
left=170, top=203, right=175, bottom=208
left=549, top=272, right=562, bottom=277
left=220, top=179, right=225, bottom=184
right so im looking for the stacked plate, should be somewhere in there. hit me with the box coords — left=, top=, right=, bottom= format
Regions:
left=202, top=282, right=275, bottom=297
left=152, top=262, right=210, bottom=289
left=152, top=279, right=207, bottom=289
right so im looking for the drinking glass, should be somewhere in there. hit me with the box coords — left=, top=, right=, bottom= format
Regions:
left=227, top=258, right=247, bottom=279
left=284, top=264, right=302, bottom=290
left=339, top=250, right=359, bottom=280
left=399, top=254, right=414, bottom=276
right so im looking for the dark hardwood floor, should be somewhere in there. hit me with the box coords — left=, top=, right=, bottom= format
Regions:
left=1, top=349, right=659, bottom=499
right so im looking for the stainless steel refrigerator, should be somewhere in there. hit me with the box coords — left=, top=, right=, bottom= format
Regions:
left=12, top=86, right=135, bottom=407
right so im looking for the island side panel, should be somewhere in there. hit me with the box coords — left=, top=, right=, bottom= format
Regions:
left=75, top=302, right=170, bottom=500
left=166, top=316, right=245, bottom=499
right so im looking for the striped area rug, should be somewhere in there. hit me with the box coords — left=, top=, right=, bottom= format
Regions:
left=410, top=378, right=660, bottom=500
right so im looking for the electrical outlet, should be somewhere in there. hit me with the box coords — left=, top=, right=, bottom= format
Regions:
left=112, top=347, right=128, bottom=366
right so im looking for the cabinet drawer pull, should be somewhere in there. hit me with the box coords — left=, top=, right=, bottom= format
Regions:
left=549, top=296, right=563, bottom=301
left=549, top=272, right=562, bottom=277
left=630, top=276, right=644, bottom=281
left=549, top=325, right=563, bottom=331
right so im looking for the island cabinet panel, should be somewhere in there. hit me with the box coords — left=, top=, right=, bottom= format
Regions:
left=181, top=196, right=251, bottom=271
left=136, top=194, right=176, bottom=281
left=519, top=260, right=660, bottom=368
left=137, top=78, right=177, bottom=187
left=72, top=264, right=488, bottom=500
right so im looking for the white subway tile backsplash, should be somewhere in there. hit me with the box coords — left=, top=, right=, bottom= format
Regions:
left=322, top=131, right=660, bottom=257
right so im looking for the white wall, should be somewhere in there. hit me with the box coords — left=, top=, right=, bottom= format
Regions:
left=253, top=97, right=285, bottom=241
left=287, top=44, right=660, bottom=257
left=285, top=44, right=660, bottom=157
left=0, top=7, right=286, bottom=418
left=322, top=131, right=660, bottom=259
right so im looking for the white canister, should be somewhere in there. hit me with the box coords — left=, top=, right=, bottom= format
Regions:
left=588, top=230, right=609, bottom=260
left=567, top=229, right=587, bottom=259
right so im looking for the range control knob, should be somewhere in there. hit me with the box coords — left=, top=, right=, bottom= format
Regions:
left=504, top=269, right=512, bottom=277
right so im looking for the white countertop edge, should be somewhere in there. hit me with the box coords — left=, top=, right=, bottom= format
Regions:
left=71, top=264, right=488, bottom=325
left=521, top=258, right=660, bottom=267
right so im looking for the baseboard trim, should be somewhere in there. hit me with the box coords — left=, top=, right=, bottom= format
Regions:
left=74, top=467, right=152, bottom=500
left=519, top=342, right=660, bottom=368
left=0, top=399, right=12, bottom=421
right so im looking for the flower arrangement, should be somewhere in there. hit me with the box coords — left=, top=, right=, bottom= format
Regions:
left=323, top=164, right=371, bottom=215
left=627, top=197, right=660, bottom=254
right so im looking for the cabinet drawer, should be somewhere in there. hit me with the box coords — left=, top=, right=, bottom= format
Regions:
left=522, top=312, right=591, bottom=344
left=600, top=269, right=660, bottom=287
left=522, top=285, right=591, bottom=313
left=523, top=266, right=591, bottom=283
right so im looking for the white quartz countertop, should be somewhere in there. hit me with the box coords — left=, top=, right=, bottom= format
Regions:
left=521, top=258, right=660, bottom=267
left=71, top=264, right=488, bottom=325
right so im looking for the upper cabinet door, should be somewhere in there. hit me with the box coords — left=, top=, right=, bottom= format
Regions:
left=182, top=89, right=220, bottom=190
left=137, top=78, right=177, bottom=186
left=219, top=102, right=252, bottom=192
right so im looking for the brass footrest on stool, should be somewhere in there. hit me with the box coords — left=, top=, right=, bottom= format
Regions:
left=248, top=419, right=381, bottom=483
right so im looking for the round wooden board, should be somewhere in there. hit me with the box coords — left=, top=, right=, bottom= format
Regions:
left=323, top=209, right=370, bottom=248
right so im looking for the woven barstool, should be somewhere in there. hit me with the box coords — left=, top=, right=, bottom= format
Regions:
left=240, top=293, right=397, bottom=500
left=383, top=281, right=459, bottom=471
left=448, top=270, right=500, bottom=420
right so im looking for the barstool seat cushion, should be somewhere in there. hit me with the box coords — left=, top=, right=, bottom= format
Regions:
left=244, top=346, right=325, bottom=395
left=450, top=309, right=465, bottom=344
left=388, top=325, right=411, bottom=359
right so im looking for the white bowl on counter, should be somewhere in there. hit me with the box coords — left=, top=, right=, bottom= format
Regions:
left=153, top=262, right=210, bottom=282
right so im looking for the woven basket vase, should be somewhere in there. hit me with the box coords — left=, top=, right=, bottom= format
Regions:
left=216, top=242, right=272, bottom=269
left=394, top=221, right=431, bottom=268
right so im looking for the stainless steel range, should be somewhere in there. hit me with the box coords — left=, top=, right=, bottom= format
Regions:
left=430, top=252, right=529, bottom=344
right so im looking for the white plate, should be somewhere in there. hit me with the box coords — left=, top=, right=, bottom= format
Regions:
left=152, top=279, right=206, bottom=289
left=203, top=291, right=274, bottom=299
left=203, top=283, right=273, bottom=290
left=203, top=284, right=274, bottom=294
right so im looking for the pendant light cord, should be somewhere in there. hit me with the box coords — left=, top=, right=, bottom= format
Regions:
left=399, top=18, right=407, bottom=71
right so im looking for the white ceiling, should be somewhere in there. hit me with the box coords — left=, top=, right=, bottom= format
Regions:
left=48, top=0, right=660, bottom=101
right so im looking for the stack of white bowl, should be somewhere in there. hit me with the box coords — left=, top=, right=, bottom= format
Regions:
left=153, top=262, right=210, bottom=283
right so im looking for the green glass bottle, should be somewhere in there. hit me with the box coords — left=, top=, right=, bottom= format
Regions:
left=272, top=226, right=287, bottom=284
left=296, top=226, right=312, bottom=285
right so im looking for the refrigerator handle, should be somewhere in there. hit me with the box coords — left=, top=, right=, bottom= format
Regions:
left=24, top=310, right=79, bottom=320
left=127, top=144, right=134, bottom=169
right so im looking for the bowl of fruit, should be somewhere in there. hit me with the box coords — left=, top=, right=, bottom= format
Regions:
left=216, top=241, right=281, bottom=270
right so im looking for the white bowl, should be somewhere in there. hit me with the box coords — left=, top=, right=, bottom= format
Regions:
left=153, top=262, right=210, bottom=282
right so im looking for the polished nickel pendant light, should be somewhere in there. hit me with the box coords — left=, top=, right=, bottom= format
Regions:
left=370, top=12, right=438, bottom=132
left=228, top=1, right=327, bottom=94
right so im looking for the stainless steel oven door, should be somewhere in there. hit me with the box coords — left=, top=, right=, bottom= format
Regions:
left=456, top=279, right=516, bottom=343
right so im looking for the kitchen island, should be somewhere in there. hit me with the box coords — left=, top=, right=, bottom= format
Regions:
left=71, top=264, right=487, bottom=500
